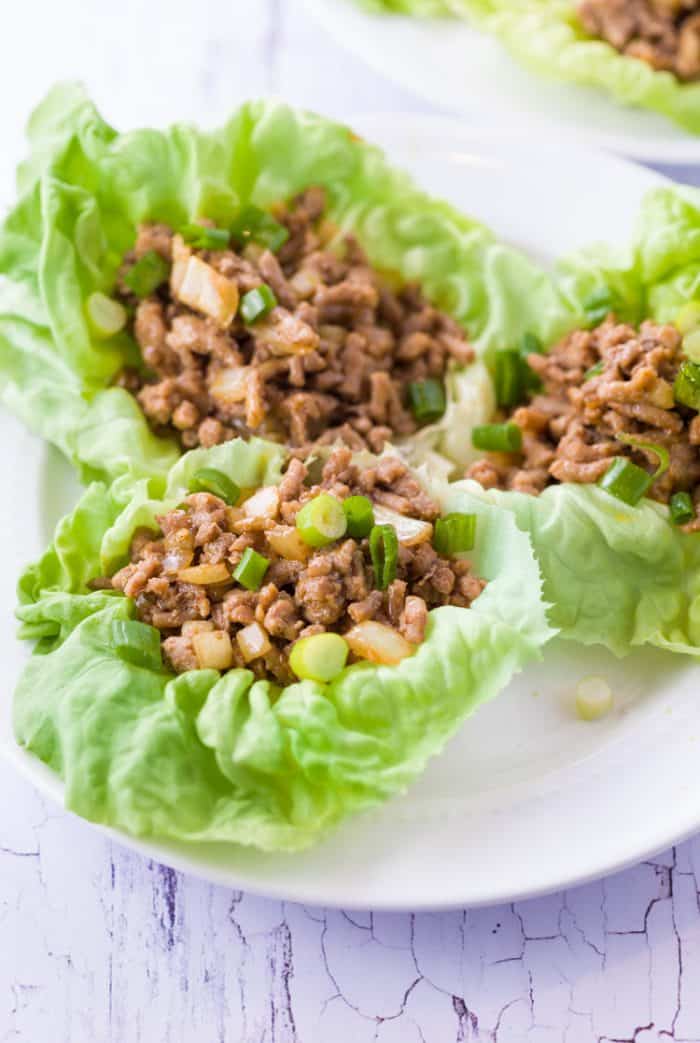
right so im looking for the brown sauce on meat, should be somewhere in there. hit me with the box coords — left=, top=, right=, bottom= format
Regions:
left=467, top=317, right=700, bottom=530
left=117, top=187, right=473, bottom=456
left=578, top=0, right=700, bottom=82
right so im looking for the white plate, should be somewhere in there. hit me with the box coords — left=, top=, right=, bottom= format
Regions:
left=2, top=118, right=700, bottom=911
left=302, top=0, right=700, bottom=165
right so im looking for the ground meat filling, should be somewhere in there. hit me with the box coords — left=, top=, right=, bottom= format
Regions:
left=116, top=187, right=473, bottom=455
left=466, top=317, right=700, bottom=530
left=106, top=449, right=486, bottom=684
left=578, top=0, right=700, bottom=82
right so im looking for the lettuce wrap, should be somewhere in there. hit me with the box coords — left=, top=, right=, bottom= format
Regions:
left=15, top=438, right=553, bottom=851
left=415, top=185, right=700, bottom=659
left=460, top=0, right=700, bottom=135
left=0, top=83, right=577, bottom=487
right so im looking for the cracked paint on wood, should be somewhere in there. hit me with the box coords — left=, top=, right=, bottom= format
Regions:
left=2, top=2, right=700, bottom=1040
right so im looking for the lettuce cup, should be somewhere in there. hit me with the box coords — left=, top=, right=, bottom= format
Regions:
left=15, top=439, right=552, bottom=851
left=460, top=0, right=700, bottom=134
left=0, top=84, right=574, bottom=487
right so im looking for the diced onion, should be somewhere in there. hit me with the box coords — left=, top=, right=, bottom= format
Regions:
left=372, top=505, right=433, bottom=547
left=575, top=676, right=613, bottom=721
left=193, top=629, right=234, bottom=670
left=288, top=268, right=321, bottom=299
left=86, top=292, right=127, bottom=338
left=210, top=365, right=252, bottom=405
left=177, top=562, right=231, bottom=585
left=181, top=620, right=215, bottom=636
left=241, top=486, right=280, bottom=520
left=236, top=622, right=271, bottom=663
left=170, top=235, right=239, bottom=327
left=162, top=527, right=195, bottom=573
left=254, top=309, right=318, bottom=356
left=344, top=621, right=415, bottom=666
left=266, top=525, right=311, bottom=561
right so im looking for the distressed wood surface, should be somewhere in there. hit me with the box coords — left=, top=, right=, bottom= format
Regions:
left=2, top=2, right=700, bottom=1040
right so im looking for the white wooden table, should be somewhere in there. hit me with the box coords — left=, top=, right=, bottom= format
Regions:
left=2, top=3, right=700, bottom=1040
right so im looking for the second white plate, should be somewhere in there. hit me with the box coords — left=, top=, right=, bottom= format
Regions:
left=303, top=0, right=700, bottom=165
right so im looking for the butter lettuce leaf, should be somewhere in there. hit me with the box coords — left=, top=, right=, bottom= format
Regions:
left=0, top=83, right=574, bottom=484
left=15, top=439, right=553, bottom=851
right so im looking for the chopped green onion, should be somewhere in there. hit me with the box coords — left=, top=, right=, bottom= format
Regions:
left=296, top=494, right=347, bottom=547
left=343, top=495, right=375, bottom=538
left=369, top=524, right=399, bottom=590
left=494, top=350, right=523, bottom=408
left=433, top=513, right=476, bottom=556
left=518, top=332, right=544, bottom=392
left=676, top=301, right=700, bottom=335
left=471, top=422, right=523, bottom=453
left=683, top=329, right=700, bottom=363
left=615, top=433, right=670, bottom=480
left=582, top=286, right=616, bottom=327
left=189, top=468, right=240, bottom=505
left=584, top=360, right=604, bottom=381
left=289, top=632, right=349, bottom=683
left=112, top=619, right=163, bottom=671
left=233, top=547, right=269, bottom=591
left=123, top=250, right=170, bottom=298
left=674, top=361, right=700, bottom=411
left=598, top=459, right=654, bottom=506
left=240, top=284, right=277, bottom=324
left=575, top=676, right=613, bottom=722
left=230, top=205, right=289, bottom=253
left=407, top=379, right=447, bottom=423
left=86, top=292, right=127, bottom=339
left=181, top=223, right=231, bottom=250
left=670, top=491, right=695, bottom=526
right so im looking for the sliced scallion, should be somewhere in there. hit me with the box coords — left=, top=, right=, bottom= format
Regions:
left=598, top=434, right=670, bottom=507
left=670, top=491, right=695, bottom=526
left=233, top=547, right=270, bottom=591
left=615, top=433, right=670, bottom=479
left=112, top=619, right=163, bottom=671
left=584, top=360, right=604, bottom=381
left=674, top=360, right=700, bottom=411
left=123, top=250, right=170, bottom=298
left=230, top=205, right=289, bottom=253
left=289, top=632, right=349, bottom=683
left=189, top=468, right=240, bottom=505
left=296, top=494, right=347, bottom=548
left=494, top=350, right=523, bottom=408
left=343, top=495, right=375, bottom=539
left=240, top=284, right=277, bottom=324
left=433, top=513, right=476, bottom=556
left=86, top=292, right=127, bottom=339
left=407, top=379, right=447, bottom=423
left=471, top=422, right=523, bottom=454
left=675, top=300, right=700, bottom=335
left=181, top=223, right=231, bottom=250
left=369, top=524, right=399, bottom=591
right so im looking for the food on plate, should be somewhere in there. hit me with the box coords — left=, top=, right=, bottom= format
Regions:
left=467, top=317, right=700, bottom=530
left=14, top=438, right=552, bottom=850
left=578, top=0, right=700, bottom=82
left=358, top=0, right=700, bottom=133
left=0, top=85, right=569, bottom=489
left=115, top=188, right=474, bottom=455
left=101, top=448, right=485, bottom=684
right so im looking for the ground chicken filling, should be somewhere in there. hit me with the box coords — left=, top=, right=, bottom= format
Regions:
left=105, top=450, right=485, bottom=685
left=578, top=0, right=700, bottom=82
left=116, top=187, right=473, bottom=455
left=467, top=317, right=700, bottom=530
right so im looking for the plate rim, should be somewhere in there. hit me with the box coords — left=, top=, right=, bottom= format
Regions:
left=301, top=0, right=700, bottom=166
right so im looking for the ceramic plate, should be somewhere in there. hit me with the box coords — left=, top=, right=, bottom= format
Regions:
left=2, top=117, right=699, bottom=910
left=303, top=0, right=700, bottom=165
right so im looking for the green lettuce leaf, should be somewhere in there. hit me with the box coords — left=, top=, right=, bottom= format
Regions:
left=460, top=0, right=700, bottom=135
left=15, top=439, right=553, bottom=851
left=0, top=83, right=575, bottom=485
